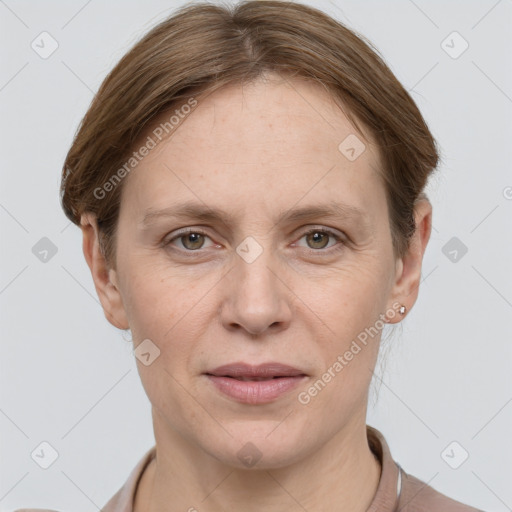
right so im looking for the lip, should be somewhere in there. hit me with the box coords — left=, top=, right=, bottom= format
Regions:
left=207, top=362, right=306, bottom=379
left=204, top=362, right=308, bottom=404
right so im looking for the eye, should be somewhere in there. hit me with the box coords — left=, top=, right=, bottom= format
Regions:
left=294, top=228, right=345, bottom=253
left=163, top=229, right=216, bottom=251
left=162, top=227, right=346, bottom=255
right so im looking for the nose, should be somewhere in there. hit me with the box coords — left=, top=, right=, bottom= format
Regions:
left=219, top=248, right=292, bottom=337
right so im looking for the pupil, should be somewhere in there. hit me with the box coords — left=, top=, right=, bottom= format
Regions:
left=309, top=232, right=327, bottom=249
left=184, top=233, right=203, bottom=249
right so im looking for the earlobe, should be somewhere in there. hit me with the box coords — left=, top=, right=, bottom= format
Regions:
left=386, top=198, right=433, bottom=323
left=80, top=213, right=130, bottom=330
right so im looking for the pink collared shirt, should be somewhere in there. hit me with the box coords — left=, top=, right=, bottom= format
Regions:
left=15, top=426, right=483, bottom=511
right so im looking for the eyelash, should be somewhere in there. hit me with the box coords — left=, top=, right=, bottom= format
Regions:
left=161, top=227, right=346, bottom=257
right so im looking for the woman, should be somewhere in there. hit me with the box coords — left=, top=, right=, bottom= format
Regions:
left=18, top=1, right=482, bottom=510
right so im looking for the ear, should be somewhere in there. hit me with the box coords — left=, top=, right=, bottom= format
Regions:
left=80, top=212, right=129, bottom=330
left=386, top=197, right=432, bottom=323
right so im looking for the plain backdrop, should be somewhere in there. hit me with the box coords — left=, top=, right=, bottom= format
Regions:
left=1, top=0, right=511, bottom=511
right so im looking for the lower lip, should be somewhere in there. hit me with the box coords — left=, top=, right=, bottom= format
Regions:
left=205, top=375, right=306, bottom=404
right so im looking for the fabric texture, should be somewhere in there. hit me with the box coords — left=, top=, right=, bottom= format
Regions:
left=14, top=425, right=483, bottom=511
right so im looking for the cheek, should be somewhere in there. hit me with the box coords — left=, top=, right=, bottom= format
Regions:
left=299, top=261, right=387, bottom=390
left=122, top=269, right=207, bottom=414
left=118, top=275, right=191, bottom=378
left=121, top=261, right=202, bottom=331
left=304, top=259, right=389, bottom=335
left=300, top=281, right=382, bottom=421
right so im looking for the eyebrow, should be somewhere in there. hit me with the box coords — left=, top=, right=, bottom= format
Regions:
left=141, top=200, right=370, bottom=230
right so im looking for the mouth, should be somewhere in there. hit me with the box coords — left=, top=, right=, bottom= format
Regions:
left=204, top=362, right=308, bottom=404
left=205, top=362, right=307, bottom=379
left=211, top=375, right=293, bottom=381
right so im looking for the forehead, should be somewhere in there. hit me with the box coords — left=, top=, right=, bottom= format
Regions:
left=120, top=75, right=385, bottom=223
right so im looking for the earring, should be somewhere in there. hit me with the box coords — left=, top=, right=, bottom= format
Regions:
left=121, top=329, right=132, bottom=342
left=398, top=305, right=406, bottom=315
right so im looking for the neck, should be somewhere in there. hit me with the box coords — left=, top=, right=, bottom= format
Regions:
left=135, top=409, right=381, bottom=512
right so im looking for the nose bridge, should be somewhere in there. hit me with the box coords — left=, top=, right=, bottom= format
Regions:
left=221, top=234, right=291, bottom=335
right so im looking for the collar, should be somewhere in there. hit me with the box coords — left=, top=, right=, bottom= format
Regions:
left=366, top=425, right=402, bottom=511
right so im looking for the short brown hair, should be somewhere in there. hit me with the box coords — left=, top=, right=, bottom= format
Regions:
left=60, top=0, right=440, bottom=269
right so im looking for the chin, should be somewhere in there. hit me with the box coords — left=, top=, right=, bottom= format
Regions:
left=199, top=422, right=312, bottom=470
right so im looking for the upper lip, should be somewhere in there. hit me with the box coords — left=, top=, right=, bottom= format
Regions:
left=205, top=362, right=307, bottom=378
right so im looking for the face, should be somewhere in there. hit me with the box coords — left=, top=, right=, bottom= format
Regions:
left=83, top=73, right=429, bottom=469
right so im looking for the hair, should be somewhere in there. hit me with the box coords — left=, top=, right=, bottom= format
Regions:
left=60, top=0, right=440, bottom=270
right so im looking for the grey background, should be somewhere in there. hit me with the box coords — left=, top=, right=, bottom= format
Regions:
left=1, top=0, right=511, bottom=510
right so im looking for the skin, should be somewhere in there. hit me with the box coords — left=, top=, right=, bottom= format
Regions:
left=80, top=72, right=432, bottom=511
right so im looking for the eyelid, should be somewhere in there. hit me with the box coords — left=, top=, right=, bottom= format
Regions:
left=162, top=225, right=346, bottom=254
left=162, top=227, right=217, bottom=251
left=291, top=226, right=346, bottom=252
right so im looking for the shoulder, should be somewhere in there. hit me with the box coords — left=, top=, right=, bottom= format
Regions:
left=399, top=468, right=484, bottom=511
